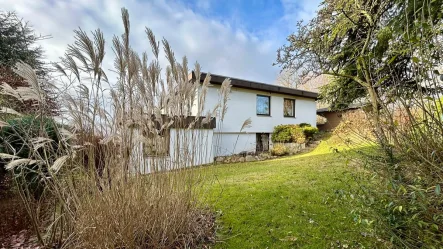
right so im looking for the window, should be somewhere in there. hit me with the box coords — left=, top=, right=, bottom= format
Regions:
left=283, top=98, right=295, bottom=117
left=256, top=95, right=270, bottom=116
left=143, top=129, right=170, bottom=157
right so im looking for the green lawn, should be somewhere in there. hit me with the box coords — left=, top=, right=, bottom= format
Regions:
left=202, top=135, right=382, bottom=248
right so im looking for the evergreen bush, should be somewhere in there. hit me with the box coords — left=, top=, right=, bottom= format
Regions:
left=0, top=115, right=62, bottom=199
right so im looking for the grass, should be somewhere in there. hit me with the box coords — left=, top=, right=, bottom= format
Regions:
left=202, top=134, right=384, bottom=248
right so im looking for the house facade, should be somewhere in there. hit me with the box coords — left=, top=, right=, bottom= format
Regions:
left=135, top=73, right=318, bottom=173
left=191, top=73, right=318, bottom=157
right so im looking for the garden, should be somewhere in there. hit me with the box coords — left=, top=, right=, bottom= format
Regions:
left=2, top=0, right=443, bottom=248
left=204, top=133, right=389, bottom=248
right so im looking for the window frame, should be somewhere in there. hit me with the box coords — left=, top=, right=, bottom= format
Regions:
left=256, top=94, right=271, bottom=116
left=283, top=98, right=295, bottom=118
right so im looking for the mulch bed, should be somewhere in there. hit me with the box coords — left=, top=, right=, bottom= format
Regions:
left=0, top=173, right=39, bottom=249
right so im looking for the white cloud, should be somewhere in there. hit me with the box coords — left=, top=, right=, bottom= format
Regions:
left=1, top=0, right=320, bottom=84
left=280, top=0, right=322, bottom=26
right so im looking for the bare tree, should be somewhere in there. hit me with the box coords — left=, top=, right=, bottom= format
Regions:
left=275, top=69, right=299, bottom=88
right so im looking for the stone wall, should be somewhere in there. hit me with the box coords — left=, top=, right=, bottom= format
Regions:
left=214, top=142, right=307, bottom=164
left=281, top=142, right=305, bottom=155
left=214, top=152, right=277, bottom=164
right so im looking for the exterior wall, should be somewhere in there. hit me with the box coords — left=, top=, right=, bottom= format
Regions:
left=134, top=128, right=214, bottom=174
left=193, top=85, right=317, bottom=156
left=317, top=111, right=344, bottom=131
left=213, top=133, right=256, bottom=156
left=317, top=109, right=361, bottom=131
left=169, top=128, right=214, bottom=167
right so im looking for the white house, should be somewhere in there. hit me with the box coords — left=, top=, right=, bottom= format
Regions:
left=190, top=72, right=318, bottom=157
left=134, top=72, right=318, bottom=173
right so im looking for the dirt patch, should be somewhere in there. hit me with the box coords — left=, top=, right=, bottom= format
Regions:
left=0, top=229, right=39, bottom=249
left=0, top=173, right=39, bottom=249
left=0, top=196, right=37, bottom=248
left=188, top=210, right=217, bottom=248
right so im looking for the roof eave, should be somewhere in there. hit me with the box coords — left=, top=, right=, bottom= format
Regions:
left=192, top=72, right=318, bottom=100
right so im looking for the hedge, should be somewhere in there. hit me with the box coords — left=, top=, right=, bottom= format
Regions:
left=271, top=123, right=318, bottom=143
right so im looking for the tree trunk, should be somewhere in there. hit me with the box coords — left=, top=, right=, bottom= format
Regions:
left=366, top=85, right=393, bottom=159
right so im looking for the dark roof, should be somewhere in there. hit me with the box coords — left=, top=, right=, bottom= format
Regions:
left=191, top=72, right=318, bottom=100
left=316, top=103, right=365, bottom=113
left=317, top=107, right=336, bottom=113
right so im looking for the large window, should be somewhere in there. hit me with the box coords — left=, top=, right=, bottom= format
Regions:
left=256, top=95, right=270, bottom=116
left=283, top=98, right=295, bottom=117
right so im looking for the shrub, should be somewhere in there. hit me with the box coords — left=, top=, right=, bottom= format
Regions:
left=298, top=122, right=311, bottom=128
left=0, top=115, right=61, bottom=158
left=271, top=125, right=294, bottom=143
left=302, top=126, right=319, bottom=139
left=270, top=144, right=288, bottom=156
left=272, top=123, right=318, bottom=144
left=292, top=128, right=306, bottom=144
left=0, top=115, right=63, bottom=199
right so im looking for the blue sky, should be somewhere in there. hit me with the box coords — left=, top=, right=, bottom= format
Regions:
left=186, top=0, right=285, bottom=33
left=1, top=0, right=321, bottom=83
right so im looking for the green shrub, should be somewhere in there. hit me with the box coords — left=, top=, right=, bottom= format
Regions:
left=271, top=125, right=295, bottom=143
left=298, top=123, right=311, bottom=128
left=0, top=116, right=61, bottom=157
left=302, top=127, right=319, bottom=139
left=270, top=144, right=288, bottom=156
left=272, top=123, right=318, bottom=143
left=0, top=115, right=63, bottom=199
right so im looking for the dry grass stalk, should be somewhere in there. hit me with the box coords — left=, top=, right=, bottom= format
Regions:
left=0, top=8, right=229, bottom=248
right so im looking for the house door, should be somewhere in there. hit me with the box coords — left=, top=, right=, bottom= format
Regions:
left=256, top=133, right=270, bottom=153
